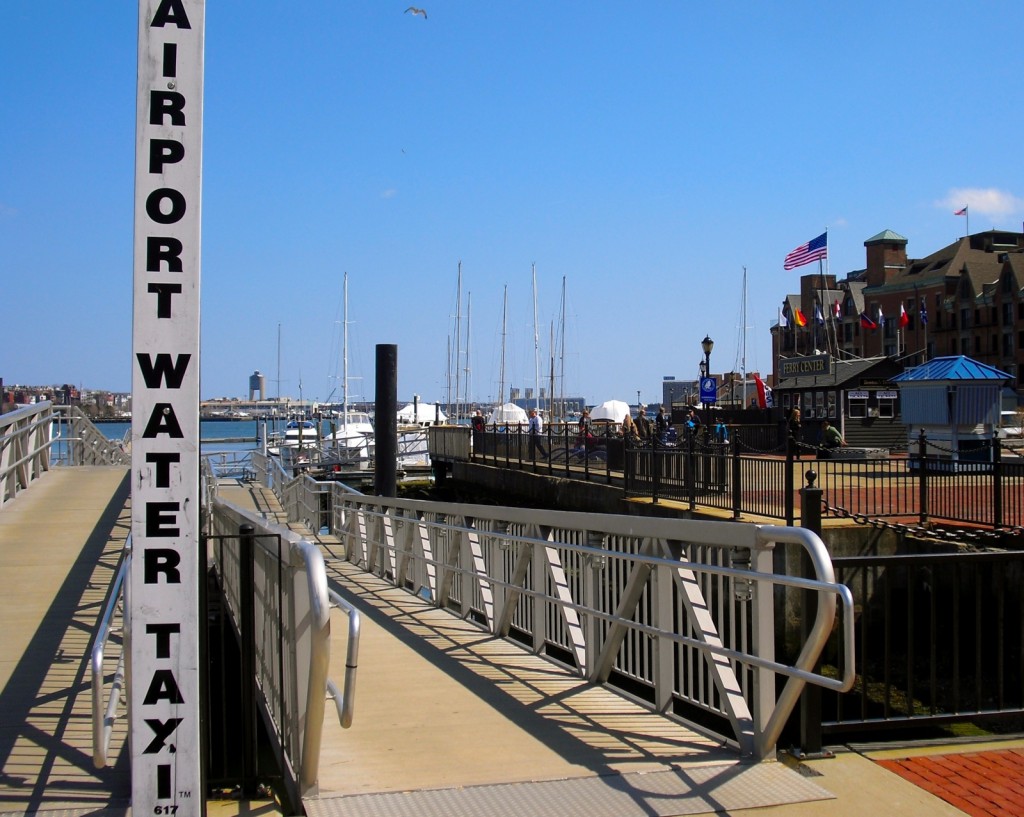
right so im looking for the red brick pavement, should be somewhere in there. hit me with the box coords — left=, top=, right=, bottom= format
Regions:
left=877, top=748, right=1024, bottom=816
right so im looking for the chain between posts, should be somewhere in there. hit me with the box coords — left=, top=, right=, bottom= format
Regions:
left=822, top=499, right=1024, bottom=544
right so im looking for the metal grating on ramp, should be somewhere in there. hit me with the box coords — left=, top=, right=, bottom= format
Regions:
left=304, top=762, right=834, bottom=817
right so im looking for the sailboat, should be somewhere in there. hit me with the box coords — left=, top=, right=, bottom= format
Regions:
left=322, top=272, right=375, bottom=469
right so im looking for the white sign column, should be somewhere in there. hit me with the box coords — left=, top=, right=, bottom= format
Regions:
left=131, top=1, right=205, bottom=815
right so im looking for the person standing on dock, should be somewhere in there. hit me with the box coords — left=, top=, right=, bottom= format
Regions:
left=528, top=409, right=548, bottom=460
left=635, top=405, right=651, bottom=441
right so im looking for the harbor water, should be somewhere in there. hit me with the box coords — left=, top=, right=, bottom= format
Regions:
left=91, top=418, right=279, bottom=454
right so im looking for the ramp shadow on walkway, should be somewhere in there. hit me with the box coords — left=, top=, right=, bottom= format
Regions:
left=0, top=467, right=131, bottom=816
left=308, top=544, right=835, bottom=817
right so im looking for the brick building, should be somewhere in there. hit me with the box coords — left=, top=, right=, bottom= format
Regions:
left=773, top=229, right=1024, bottom=403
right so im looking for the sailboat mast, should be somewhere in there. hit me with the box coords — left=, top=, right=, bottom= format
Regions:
left=499, top=285, right=507, bottom=405
left=342, top=271, right=349, bottom=429
left=559, top=276, right=566, bottom=421
left=276, top=322, right=281, bottom=401
left=532, top=263, right=540, bottom=412
left=549, top=320, right=555, bottom=421
left=453, top=261, right=463, bottom=422
left=464, top=292, right=472, bottom=412
left=741, top=266, right=747, bottom=408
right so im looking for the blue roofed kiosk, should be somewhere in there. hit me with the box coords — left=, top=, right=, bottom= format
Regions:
left=893, top=355, right=1012, bottom=470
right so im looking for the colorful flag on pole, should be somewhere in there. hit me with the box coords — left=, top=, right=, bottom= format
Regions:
left=859, top=312, right=877, bottom=330
left=833, top=299, right=842, bottom=318
left=778, top=308, right=789, bottom=329
left=954, top=206, right=968, bottom=216
left=783, top=232, right=828, bottom=270
left=794, top=309, right=807, bottom=327
left=877, top=306, right=886, bottom=327
left=814, top=304, right=824, bottom=325
left=899, top=303, right=910, bottom=328
left=919, top=298, right=928, bottom=325
left=754, top=374, right=773, bottom=409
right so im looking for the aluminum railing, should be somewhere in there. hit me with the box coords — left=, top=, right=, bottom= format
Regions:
left=1, top=402, right=54, bottom=505
left=205, top=490, right=359, bottom=799
left=90, top=538, right=131, bottom=769
left=326, top=489, right=855, bottom=759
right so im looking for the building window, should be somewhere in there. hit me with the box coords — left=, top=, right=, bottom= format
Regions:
left=848, top=391, right=868, bottom=419
left=876, top=390, right=897, bottom=419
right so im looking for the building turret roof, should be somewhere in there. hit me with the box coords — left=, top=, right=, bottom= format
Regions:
left=892, top=355, right=1011, bottom=382
left=864, top=229, right=908, bottom=245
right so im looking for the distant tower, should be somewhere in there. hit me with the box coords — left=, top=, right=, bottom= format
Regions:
left=249, top=370, right=265, bottom=401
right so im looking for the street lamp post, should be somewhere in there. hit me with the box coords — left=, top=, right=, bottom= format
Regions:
left=700, top=335, right=714, bottom=437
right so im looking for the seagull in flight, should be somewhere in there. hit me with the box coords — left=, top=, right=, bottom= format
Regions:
left=405, top=6, right=427, bottom=18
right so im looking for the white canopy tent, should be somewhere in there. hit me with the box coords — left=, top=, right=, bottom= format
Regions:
left=590, top=399, right=632, bottom=423
left=397, top=402, right=447, bottom=426
left=486, top=402, right=529, bottom=425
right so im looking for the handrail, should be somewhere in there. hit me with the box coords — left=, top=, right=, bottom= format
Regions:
left=206, top=495, right=337, bottom=798
left=326, top=589, right=361, bottom=729
left=754, top=525, right=855, bottom=757
left=90, top=539, right=132, bottom=769
left=330, top=489, right=855, bottom=759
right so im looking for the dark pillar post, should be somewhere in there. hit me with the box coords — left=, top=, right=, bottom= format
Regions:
left=797, top=470, right=825, bottom=758
left=375, top=344, right=398, bottom=497
left=730, top=434, right=742, bottom=520
left=238, top=523, right=258, bottom=796
left=785, top=434, right=796, bottom=526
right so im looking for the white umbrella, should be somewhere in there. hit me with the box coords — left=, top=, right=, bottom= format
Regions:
left=590, top=399, right=632, bottom=423
left=486, top=402, right=528, bottom=425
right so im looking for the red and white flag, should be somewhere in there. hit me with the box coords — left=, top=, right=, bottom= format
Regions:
left=899, top=303, right=910, bottom=328
left=754, top=374, right=773, bottom=409
left=954, top=206, right=968, bottom=216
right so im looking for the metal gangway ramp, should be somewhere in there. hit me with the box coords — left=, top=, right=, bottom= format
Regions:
left=306, top=554, right=835, bottom=817
left=0, top=466, right=131, bottom=816
left=209, top=457, right=856, bottom=817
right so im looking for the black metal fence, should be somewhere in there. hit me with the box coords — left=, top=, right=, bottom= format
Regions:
left=460, top=423, right=1024, bottom=532
left=821, top=548, right=1024, bottom=736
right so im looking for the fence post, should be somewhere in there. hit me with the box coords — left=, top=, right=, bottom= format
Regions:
left=785, top=434, right=796, bottom=526
left=652, top=432, right=661, bottom=504
left=796, top=470, right=825, bottom=758
left=731, top=434, right=741, bottom=520
left=562, top=422, right=569, bottom=477
left=917, top=429, right=929, bottom=527
left=992, top=436, right=1003, bottom=528
left=238, top=523, right=259, bottom=796
left=602, top=421, right=610, bottom=487
left=686, top=427, right=696, bottom=512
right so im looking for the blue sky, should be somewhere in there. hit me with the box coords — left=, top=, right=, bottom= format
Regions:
left=4, top=2, right=1023, bottom=407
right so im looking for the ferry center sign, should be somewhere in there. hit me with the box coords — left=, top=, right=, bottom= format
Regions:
left=779, top=354, right=831, bottom=381
left=131, top=2, right=205, bottom=815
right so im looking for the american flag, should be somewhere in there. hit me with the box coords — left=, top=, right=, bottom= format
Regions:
left=783, top=232, right=828, bottom=270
